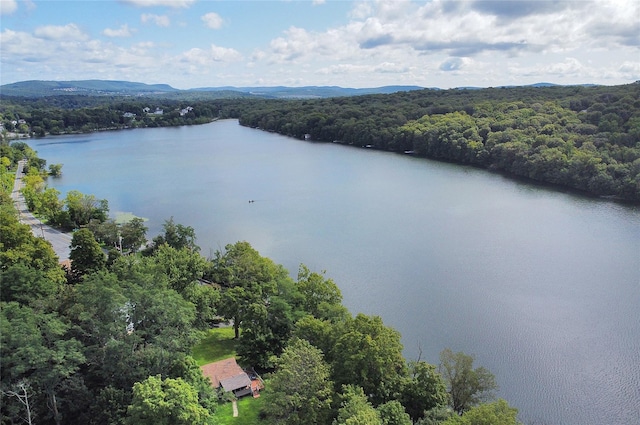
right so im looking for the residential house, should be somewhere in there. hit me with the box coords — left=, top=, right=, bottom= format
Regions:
left=201, top=357, right=255, bottom=398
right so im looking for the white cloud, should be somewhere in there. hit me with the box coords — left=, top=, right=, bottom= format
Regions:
left=0, top=29, right=47, bottom=59
left=209, top=44, right=242, bottom=62
left=618, top=61, right=640, bottom=77
left=544, top=57, right=585, bottom=76
left=374, top=62, right=409, bottom=73
left=439, top=57, right=472, bottom=72
left=141, top=13, right=170, bottom=27
left=120, top=0, right=195, bottom=8
left=312, top=0, right=326, bottom=5
left=179, top=44, right=242, bottom=65
left=0, top=0, right=18, bottom=16
left=201, top=12, right=223, bottom=29
left=103, top=24, right=134, bottom=38
left=34, top=23, right=88, bottom=41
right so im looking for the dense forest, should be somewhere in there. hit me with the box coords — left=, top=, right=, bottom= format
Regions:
left=2, top=82, right=639, bottom=202
left=237, top=83, right=640, bottom=202
left=1, top=142, right=520, bottom=424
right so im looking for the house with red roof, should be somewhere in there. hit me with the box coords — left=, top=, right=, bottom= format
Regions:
left=201, top=357, right=255, bottom=398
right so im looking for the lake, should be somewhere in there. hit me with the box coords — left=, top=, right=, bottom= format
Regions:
left=28, top=119, right=640, bottom=425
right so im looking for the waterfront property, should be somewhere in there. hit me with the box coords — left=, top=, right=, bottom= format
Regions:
left=201, top=357, right=263, bottom=398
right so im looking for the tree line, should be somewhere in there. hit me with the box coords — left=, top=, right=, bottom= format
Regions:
left=1, top=143, right=521, bottom=424
left=2, top=83, right=638, bottom=201
left=237, top=84, right=640, bottom=202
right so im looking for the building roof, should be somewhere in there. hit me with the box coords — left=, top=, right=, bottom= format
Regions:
left=201, top=357, right=250, bottom=391
left=220, top=374, right=252, bottom=392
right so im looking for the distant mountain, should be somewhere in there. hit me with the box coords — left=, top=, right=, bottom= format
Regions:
left=0, top=80, right=425, bottom=99
left=188, top=85, right=427, bottom=98
left=0, top=80, right=179, bottom=97
left=0, top=79, right=599, bottom=99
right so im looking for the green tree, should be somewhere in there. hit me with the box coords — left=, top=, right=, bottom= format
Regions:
left=48, top=163, right=63, bottom=177
left=125, top=375, right=213, bottom=425
left=69, top=228, right=106, bottom=280
left=236, top=295, right=295, bottom=368
left=120, top=217, right=147, bottom=252
left=441, top=399, right=520, bottom=425
left=334, top=385, right=382, bottom=425
left=65, top=190, right=109, bottom=228
left=213, top=241, right=279, bottom=338
left=1, top=302, right=86, bottom=425
left=188, top=284, right=221, bottom=330
left=438, top=349, right=498, bottom=415
left=332, top=314, right=407, bottom=405
left=0, top=209, right=65, bottom=285
left=150, top=244, right=207, bottom=296
left=262, top=338, right=334, bottom=425
left=292, top=315, right=337, bottom=361
left=149, top=216, right=198, bottom=252
left=401, top=360, right=449, bottom=422
left=127, top=284, right=198, bottom=352
left=0, top=264, right=61, bottom=305
left=296, top=264, right=346, bottom=321
left=377, top=400, right=412, bottom=425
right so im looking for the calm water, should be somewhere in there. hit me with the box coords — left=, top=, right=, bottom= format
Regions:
left=29, top=120, right=640, bottom=425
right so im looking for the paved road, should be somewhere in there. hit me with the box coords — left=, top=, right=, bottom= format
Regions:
left=11, top=160, right=72, bottom=261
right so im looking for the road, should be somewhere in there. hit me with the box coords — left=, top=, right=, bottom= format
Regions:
left=11, top=160, right=72, bottom=261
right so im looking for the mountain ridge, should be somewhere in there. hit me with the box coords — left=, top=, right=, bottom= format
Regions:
left=0, top=79, right=602, bottom=99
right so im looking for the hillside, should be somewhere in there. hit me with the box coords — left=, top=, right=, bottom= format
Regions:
left=0, top=79, right=425, bottom=99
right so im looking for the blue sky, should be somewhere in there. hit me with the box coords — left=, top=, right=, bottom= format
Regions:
left=1, top=0, right=639, bottom=89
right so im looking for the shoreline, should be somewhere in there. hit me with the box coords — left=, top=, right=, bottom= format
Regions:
left=11, top=159, right=73, bottom=261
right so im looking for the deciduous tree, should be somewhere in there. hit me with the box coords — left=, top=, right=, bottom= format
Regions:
left=440, top=399, right=520, bottom=425
left=401, top=360, right=449, bottom=422
left=125, top=375, right=213, bottom=425
left=377, top=400, right=412, bottom=425
left=438, top=349, right=498, bottom=415
left=334, top=385, right=382, bottom=425
left=332, top=314, right=406, bottom=405
left=263, top=338, right=333, bottom=425
left=69, top=228, right=106, bottom=280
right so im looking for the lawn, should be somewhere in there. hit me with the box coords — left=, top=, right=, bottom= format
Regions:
left=192, top=326, right=237, bottom=366
left=193, top=327, right=269, bottom=424
left=215, top=395, right=267, bottom=425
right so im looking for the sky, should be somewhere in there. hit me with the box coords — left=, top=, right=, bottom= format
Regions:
left=1, top=0, right=639, bottom=89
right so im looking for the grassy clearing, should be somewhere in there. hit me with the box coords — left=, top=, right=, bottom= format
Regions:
left=215, top=396, right=267, bottom=425
left=192, top=326, right=237, bottom=366
left=193, top=327, right=267, bottom=424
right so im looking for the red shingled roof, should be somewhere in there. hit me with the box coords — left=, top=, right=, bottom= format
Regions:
left=201, top=358, right=249, bottom=390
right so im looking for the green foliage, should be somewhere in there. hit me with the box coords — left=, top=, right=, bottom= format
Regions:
left=334, top=385, right=382, bottom=425
left=150, top=244, right=207, bottom=296
left=212, top=241, right=281, bottom=339
left=401, top=360, right=449, bottom=422
left=0, top=208, right=65, bottom=285
left=65, top=190, right=109, bottom=228
left=238, top=83, right=640, bottom=201
left=439, top=349, right=498, bottom=415
left=125, top=375, right=214, bottom=425
left=2, top=147, right=516, bottom=425
left=441, top=399, right=521, bottom=425
left=262, top=338, right=334, bottom=425
left=1, top=302, right=86, bottom=425
left=69, top=228, right=106, bottom=280
left=48, top=163, right=63, bottom=176
left=377, top=400, right=412, bottom=425
left=296, top=264, right=346, bottom=321
left=331, top=314, right=407, bottom=405
left=1, top=263, right=61, bottom=305
left=148, top=216, right=199, bottom=253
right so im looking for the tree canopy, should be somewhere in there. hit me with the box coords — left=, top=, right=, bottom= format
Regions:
left=0, top=141, right=520, bottom=425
